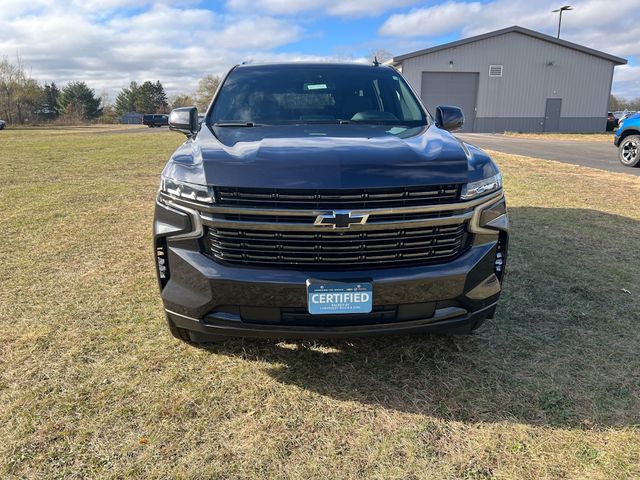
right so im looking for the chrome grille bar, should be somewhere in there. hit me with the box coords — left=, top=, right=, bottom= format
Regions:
left=200, top=211, right=472, bottom=232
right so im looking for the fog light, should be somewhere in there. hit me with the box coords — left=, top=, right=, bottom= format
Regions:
left=466, top=273, right=501, bottom=300
left=156, top=241, right=169, bottom=288
left=495, top=232, right=508, bottom=280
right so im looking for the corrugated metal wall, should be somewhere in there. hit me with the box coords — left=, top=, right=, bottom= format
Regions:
left=399, top=32, right=616, bottom=132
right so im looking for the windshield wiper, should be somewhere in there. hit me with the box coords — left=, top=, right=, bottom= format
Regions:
left=279, top=119, right=351, bottom=125
left=213, top=122, right=259, bottom=127
left=351, top=120, right=428, bottom=127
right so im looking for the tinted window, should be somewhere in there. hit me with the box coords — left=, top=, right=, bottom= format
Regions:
left=211, top=65, right=427, bottom=125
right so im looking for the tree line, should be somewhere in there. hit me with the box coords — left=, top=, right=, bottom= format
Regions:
left=0, top=57, right=221, bottom=125
left=610, top=94, right=640, bottom=112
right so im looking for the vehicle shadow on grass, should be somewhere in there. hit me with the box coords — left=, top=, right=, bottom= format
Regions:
left=199, top=207, right=640, bottom=428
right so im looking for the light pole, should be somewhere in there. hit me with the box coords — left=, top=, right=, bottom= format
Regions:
left=552, top=5, right=573, bottom=38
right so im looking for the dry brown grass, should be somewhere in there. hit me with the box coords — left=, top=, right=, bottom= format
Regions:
left=503, top=132, right=615, bottom=143
left=1, top=129, right=639, bottom=479
left=6, top=124, right=148, bottom=134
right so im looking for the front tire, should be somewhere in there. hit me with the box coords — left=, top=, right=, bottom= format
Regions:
left=619, top=135, right=640, bottom=167
left=166, top=316, right=191, bottom=342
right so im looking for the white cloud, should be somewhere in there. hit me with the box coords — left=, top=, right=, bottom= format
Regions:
left=380, top=0, right=640, bottom=43
left=0, top=2, right=311, bottom=97
left=208, top=17, right=301, bottom=49
left=613, top=65, right=640, bottom=99
left=380, top=2, right=483, bottom=37
left=327, top=0, right=420, bottom=17
left=226, top=0, right=420, bottom=17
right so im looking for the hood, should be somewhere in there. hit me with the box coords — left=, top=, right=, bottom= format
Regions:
left=163, top=124, right=498, bottom=189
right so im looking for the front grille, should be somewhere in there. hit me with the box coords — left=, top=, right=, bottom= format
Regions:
left=216, top=185, right=460, bottom=209
left=206, top=223, right=469, bottom=268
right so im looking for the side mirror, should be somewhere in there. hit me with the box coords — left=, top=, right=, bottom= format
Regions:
left=169, top=107, right=198, bottom=136
left=435, top=105, right=464, bottom=132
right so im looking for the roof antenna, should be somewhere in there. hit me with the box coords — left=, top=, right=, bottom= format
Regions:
left=372, top=56, right=380, bottom=67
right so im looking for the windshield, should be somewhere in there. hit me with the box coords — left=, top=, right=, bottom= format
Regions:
left=210, top=65, right=428, bottom=126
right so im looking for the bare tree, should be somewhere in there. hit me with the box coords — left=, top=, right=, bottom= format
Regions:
left=194, top=75, right=221, bottom=111
left=170, top=94, right=195, bottom=109
left=0, top=56, right=45, bottom=124
left=610, top=94, right=640, bottom=112
left=367, top=48, right=394, bottom=64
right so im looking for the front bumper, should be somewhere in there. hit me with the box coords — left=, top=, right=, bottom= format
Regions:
left=167, top=302, right=499, bottom=340
left=614, top=134, right=622, bottom=147
left=154, top=193, right=508, bottom=339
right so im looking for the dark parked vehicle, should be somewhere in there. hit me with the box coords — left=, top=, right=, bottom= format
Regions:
left=155, top=63, right=509, bottom=343
left=0, top=119, right=5, bottom=130
left=143, top=114, right=168, bottom=128
left=607, top=112, right=618, bottom=131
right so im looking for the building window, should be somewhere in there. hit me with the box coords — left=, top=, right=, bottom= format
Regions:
left=489, top=65, right=503, bottom=77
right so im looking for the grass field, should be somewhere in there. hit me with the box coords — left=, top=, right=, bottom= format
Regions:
left=503, top=132, right=615, bottom=142
left=1, top=128, right=639, bottom=479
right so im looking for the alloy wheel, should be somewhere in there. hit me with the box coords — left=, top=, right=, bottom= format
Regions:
left=622, top=139, right=638, bottom=165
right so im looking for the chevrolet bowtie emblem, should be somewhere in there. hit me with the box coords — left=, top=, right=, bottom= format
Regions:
left=314, top=210, right=369, bottom=229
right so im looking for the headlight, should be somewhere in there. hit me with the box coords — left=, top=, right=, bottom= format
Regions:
left=160, top=176, right=215, bottom=203
left=461, top=173, right=502, bottom=200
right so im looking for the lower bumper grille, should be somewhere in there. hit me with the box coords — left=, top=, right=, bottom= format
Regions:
left=206, top=223, right=469, bottom=269
left=203, top=302, right=445, bottom=327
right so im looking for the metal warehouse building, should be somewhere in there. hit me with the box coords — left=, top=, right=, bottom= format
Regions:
left=392, top=26, right=627, bottom=133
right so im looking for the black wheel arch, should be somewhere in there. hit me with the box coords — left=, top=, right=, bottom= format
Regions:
left=619, top=128, right=640, bottom=141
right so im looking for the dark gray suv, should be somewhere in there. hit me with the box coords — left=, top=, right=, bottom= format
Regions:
left=154, top=63, right=509, bottom=343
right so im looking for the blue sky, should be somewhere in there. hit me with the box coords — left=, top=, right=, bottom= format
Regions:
left=1, top=0, right=638, bottom=100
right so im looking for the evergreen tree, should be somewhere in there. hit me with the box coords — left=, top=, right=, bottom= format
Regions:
left=152, top=80, right=169, bottom=113
left=58, top=81, right=102, bottom=120
left=113, top=80, right=169, bottom=116
left=42, top=82, right=61, bottom=119
left=134, top=81, right=156, bottom=113
left=114, top=81, right=139, bottom=116
left=133, top=80, right=169, bottom=114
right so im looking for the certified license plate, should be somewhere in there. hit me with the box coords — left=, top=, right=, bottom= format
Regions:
left=306, top=280, right=373, bottom=315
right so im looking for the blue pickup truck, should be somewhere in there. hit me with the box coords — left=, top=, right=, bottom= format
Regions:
left=614, top=113, right=640, bottom=167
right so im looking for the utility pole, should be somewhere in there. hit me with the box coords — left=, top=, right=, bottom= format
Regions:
left=552, top=5, right=573, bottom=38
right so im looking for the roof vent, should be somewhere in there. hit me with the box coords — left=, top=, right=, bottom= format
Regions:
left=489, top=64, right=503, bottom=77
